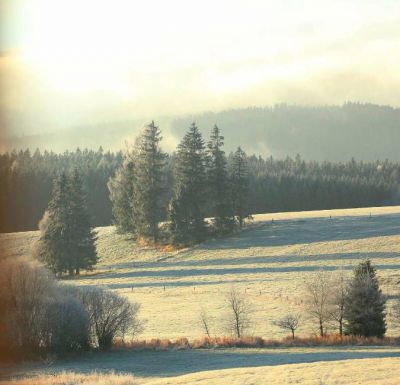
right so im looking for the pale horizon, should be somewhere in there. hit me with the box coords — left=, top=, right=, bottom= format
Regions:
left=1, top=0, right=400, bottom=136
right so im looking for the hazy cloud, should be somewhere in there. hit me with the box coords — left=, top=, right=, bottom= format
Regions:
left=1, top=0, right=400, bottom=138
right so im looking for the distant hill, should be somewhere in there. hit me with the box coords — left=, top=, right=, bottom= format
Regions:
left=3, top=102, right=400, bottom=161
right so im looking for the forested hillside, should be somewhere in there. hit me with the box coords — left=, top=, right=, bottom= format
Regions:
left=3, top=103, right=400, bottom=161
left=170, top=103, right=400, bottom=161
left=1, top=147, right=399, bottom=233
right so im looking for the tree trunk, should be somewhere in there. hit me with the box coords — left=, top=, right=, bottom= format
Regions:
left=291, top=329, right=295, bottom=339
left=68, top=268, right=74, bottom=276
left=319, top=320, right=324, bottom=337
left=339, top=318, right=343, bottom=337
left=75, top=267, right=80, bottom=275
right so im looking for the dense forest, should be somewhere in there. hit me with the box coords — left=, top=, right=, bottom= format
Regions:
left=1, top=144, right=399, bottom=233
left=3, top=103, right=400, bottom=162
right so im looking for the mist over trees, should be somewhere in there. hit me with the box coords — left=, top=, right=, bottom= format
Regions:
left=170, top=103, right=400, bottom=162
left=5, top=103, right=400, bottom=161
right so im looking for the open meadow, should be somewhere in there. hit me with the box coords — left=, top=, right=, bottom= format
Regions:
left=1, top=206, right=400, bottom=384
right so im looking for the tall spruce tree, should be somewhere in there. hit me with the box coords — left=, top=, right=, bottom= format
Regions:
left=206, top=125, right=233, bottom=234
left=344, top=259, right=386, bottom=337
left=108, top=156, right=136, bottom=233
left=36, top=173, right=74, bottom=275
left=132, top=122, right=166, bottom=242
left=168, top=123, right=207, bottom=245
left=230, top=146, right=249, bottom=227
left=36, top=172, right=97, bottom=276
left=69, top=168, right=98, bottom=274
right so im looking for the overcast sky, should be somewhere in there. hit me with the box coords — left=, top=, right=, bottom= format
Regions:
left=1, top=0, right=400, bottom=135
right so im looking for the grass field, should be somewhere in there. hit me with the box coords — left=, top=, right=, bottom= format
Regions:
left=1, top=206, right=400, bottom=384
left=2, top=346, right=400, bottom=384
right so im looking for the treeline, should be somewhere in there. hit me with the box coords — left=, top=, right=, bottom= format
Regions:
left=0, top=148, right=122, bottom=232
left=1, top=132, right=400, bottom=234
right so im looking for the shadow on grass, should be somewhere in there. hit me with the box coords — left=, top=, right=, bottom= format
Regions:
left=196, top=214, right=400, bottom=250
left=6, top=346, right=400, bottom=379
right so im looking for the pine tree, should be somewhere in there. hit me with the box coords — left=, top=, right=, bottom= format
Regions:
left=206, top=125, right=233, bottom=234
left=132, top=122, right=166, bottom=242
left=230, top=147, right=249, bottom=227
left=36, top=173, right=74, bottom=275
left=108, top=156, right=136, bottom=233
left=169, top=123, right=207, bottom=244
left=69, top=168, right=98, bottom=274
left=344, top=259, right=386, bottom=337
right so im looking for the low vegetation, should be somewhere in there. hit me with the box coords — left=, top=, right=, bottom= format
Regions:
left=114, top=334, right=400, bottom=351
left=4, top=371, right=137, bottom=385
left=0, top=258, right=143, bottom=361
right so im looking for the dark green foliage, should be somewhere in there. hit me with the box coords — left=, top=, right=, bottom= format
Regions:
left=1, top=139, right=400, bottom=234
left=36, top=173, right=74, bottom=274
left=69, top=169, right=98, bottom=274
left=0, top=147, right=121, bottom=232
left=344, top=259, right=386, bottom=338
left=168, top=123, right=207, bottom=245
left=108, top=157, right=136, bottom=233
left=132, top=121, right=166, bottom=242
left=36, top=171, right=97, bottom=276
left=206, top=125, right=234, bottom=234
left=168, top=189, right=187, bottom=245
left=230, top=147, right=249, bottom=227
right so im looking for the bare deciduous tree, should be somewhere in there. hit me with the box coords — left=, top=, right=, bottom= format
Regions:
left=0, top=258, right=55, bottom=357
left=330, top=272, right=348, bottom=336
left=200, top=308, right=211, bottom=337
left=226, top=287, right=250, bottom=338
left=304, top=270, right=333, bottom=337
left=77, top=287, right=143, bottom=350
left=274, top=313, right=301, bottom=339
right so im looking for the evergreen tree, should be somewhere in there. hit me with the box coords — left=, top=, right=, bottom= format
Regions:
left=108, top=156, right=136, bottom=233
left=344, top=259, right=386, bottom=337
left=206, top=125, right=233, bottom=234
left=36, top=173, right=74, bottom=275
left=168, top=123, right=207, bottom=244
left=132, top=122, right=166, bottom=242
left=69, top=168, right=98, bottom=274
left=168, top=188, right=187, bottom=245
left=36, top=172, right=98, bottom=276
left=230, top=146, right=249, bottom=227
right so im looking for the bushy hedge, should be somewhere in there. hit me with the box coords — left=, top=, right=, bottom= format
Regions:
left=0, top=258, right=142, bottom=361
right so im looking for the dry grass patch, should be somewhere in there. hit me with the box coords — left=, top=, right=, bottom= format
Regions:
left=2, top=371, right=137, bottom=385
left=113, top=335, right=400, bottom=351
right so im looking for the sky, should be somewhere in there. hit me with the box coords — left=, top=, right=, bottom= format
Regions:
left=1, top=0, right=400, bottom=136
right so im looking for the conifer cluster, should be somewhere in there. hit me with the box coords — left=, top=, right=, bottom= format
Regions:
left=109, top=122, right=250, bottom=245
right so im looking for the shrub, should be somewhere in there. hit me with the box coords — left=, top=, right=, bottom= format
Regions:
left=0, top=258, right=55, bottom=359
left=41, top=295, right=89, bottom=353
left=0, top=259, right=136, bottom=360
left=76, top=287, right=143, bottom=350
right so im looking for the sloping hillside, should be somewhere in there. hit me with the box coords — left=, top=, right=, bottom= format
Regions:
left=2, top=206, right=400, bottom=340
